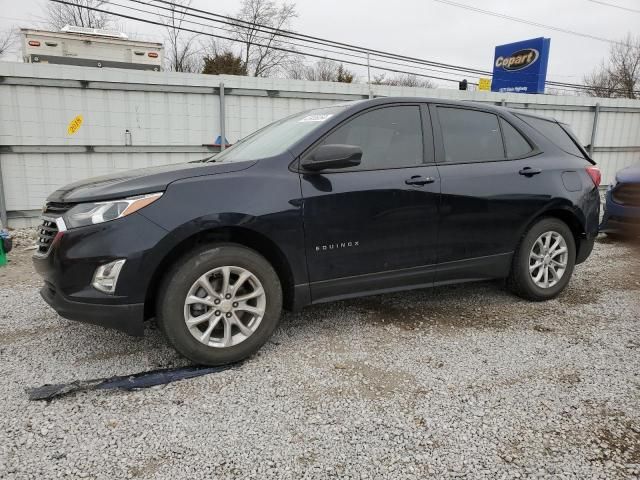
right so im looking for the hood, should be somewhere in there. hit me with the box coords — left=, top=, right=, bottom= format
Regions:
left=47, top=160, right=257, bottom=203
left=616, top=164, right=640, bottom=184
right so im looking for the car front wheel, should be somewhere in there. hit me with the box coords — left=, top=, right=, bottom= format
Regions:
left=507, top=218, right=576, bottom=301
left=157, top=244, right=283, bottom=366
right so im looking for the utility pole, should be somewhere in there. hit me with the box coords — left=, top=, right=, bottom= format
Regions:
left=0, top=155, right=6, bottom=230
left=219, top=82, right=226, bottom=152
left=367, top=53, right=372, bottom=99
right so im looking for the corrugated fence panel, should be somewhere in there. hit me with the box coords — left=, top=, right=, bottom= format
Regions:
left=0, top=86, right=221, bottom=146
left=593, top=110, right=640, bottom=184
left=597, top=111, right=640, bottom=147
left=1, top=61, right=640, bottom=225
left=1, top=151, right=206, bottom=212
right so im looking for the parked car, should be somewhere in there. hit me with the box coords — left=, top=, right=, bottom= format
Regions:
left=600, top=164, right=640, bottom=239
left=33, top=98, right=601, bottom=365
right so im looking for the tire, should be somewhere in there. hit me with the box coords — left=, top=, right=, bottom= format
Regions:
left=507, top=217, right=576, bottom=301
left=157, top=244, right=282, bottom=366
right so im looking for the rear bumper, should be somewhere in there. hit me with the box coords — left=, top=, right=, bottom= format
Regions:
left=40, top=281, right=145, bottom=336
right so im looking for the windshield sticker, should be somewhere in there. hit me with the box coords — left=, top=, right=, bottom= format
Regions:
left=299, top=114, right=334, bottom=123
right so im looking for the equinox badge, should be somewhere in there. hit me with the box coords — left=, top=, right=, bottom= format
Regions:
left=315, top=241, right=360, bottom=252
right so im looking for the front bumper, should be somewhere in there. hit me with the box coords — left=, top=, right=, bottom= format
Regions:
left=40, top=280, right=145, bottom=336
left=32, top=212, right=168, bottom=336
left=600, top=188, right=640, bottom=235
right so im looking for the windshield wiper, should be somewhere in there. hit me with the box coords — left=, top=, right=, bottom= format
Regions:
left=190, top=155, right=217, bottom=164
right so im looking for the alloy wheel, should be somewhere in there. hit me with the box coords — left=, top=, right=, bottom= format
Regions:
left=183, top=266, right=266, bottom=348
left=528, top=231, right=569, bottom=289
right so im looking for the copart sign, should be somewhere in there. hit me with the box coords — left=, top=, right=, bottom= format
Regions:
left=491, top=38, right=550, bottom=94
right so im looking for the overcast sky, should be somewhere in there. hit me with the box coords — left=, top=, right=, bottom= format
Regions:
left=1, top=0, right=637, bottom=89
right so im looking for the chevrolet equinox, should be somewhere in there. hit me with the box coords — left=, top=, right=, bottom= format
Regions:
left=33, top=98, right=601, bottom=365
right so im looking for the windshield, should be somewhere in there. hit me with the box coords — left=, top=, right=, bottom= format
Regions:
left=212, top=105, right=348, bottom=162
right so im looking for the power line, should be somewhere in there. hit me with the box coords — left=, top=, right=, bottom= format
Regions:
left=432, top=0, right=624, bottom=45
left=115, top=0, right=485, bottom=82
left=587, top=0, right=640, bottom=13
left=144, top=0, right=492, bottom=77
left=134, top=0, right=605, bottom=92
left=49, top=0, right=475, bottom=85
left=47, top=0, right=638, bottom=95
left=136, top=0, right=640, bottom=93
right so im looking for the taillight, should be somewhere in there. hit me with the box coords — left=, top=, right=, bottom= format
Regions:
left=586, top=166, right=601, bottom=188
left=28, top=40, right=41, bottom=47
left=148, top=52, right=158, bottom=58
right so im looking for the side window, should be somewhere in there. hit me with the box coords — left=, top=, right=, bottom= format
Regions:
left=517, top=115, right=585, bottom=158
left=437, top=107, right=504, bottom=163
left=314, top=106, right=424, bottom=170
left=500, top=118, right=533, bottom=158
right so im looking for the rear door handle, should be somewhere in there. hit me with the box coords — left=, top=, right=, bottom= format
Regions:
left=519, top=167, right=542, bottom=177
left=405, top=175, right=436, bottom=186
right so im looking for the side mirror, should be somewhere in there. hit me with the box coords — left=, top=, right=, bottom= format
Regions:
left=301, top=144, right=362, bottom=171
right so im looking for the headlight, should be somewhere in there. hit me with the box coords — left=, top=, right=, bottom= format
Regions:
left=63, top=192, right=163, bottom=229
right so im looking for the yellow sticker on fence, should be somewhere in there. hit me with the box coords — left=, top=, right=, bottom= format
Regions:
left=478, top=78, right=492, bottom=91
left=67, top=115, right=83, bottom=135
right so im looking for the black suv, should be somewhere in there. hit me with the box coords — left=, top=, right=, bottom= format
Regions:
left=33, top=98, right=601, bottom=365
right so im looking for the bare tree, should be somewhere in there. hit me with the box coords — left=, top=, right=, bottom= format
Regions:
left=232, top=0, right=298, bottom=77
left=584, top=34, right=639, bottom=99
left=287, top=59, right=306, bottom=80
left=372, top=73, right=436, bottom=88
left=0, top=28, right=16, bottom=58
left=160, top=0, right=202, bottom=73
left=306, top=58, right=338, bottom=81
left=583, top=64, right=620, bottom=98
left=287, top=58, right=355, bottom=83
left=45, top=0, right=113, bottom=30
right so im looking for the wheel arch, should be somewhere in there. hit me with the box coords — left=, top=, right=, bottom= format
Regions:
left=144, top=225, right=296, bottom=320
left=520, top=204, right=590, bottom=264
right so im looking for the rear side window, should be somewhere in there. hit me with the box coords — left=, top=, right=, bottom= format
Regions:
left=437, top=107, right=504, bottom=163
left=518, top=115, right=584, bottom=158
left=500, top=119, right=533, bottom=158
left=316, top=105, right=424, bottom=170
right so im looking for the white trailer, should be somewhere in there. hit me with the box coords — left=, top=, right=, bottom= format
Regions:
left=21, top=26, right=163, bottom=71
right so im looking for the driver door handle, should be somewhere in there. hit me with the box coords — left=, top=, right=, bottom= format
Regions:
left=519, top=167, right=542, bottom=177
left=405, top=175, right=436, bottom=186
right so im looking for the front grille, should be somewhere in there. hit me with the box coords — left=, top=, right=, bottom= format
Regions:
left=36, top=219, right=59, bottom=255
left=612, top=184, right=640, bottom=207
left=36, top=202, right=73, bottom=256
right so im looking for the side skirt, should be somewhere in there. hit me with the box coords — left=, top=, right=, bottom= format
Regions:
left=433, top=252, right=513, bottom=287
left=306, top=252, right=513, bottom=305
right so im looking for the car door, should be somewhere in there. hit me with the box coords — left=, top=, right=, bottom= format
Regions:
left=430, top=105, right=550, bottom=284
left=300, top=104, right=441, bottom=302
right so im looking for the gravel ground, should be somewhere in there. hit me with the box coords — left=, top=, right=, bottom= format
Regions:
left=0, top=230, right=639, bottom=479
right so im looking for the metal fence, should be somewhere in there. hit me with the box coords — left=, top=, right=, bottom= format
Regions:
left=1, top=61, right=639, bottom=228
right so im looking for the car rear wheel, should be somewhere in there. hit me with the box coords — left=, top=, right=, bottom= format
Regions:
left=507, top=218, right=576, bottom=301
left=157, top=244, right=282, bottom=366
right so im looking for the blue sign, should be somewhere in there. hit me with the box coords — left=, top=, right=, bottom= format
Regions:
left=491, top=37, right=551, bottom=94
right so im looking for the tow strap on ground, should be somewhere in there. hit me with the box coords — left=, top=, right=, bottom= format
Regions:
left=26, top=364, right=239, bottom=401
